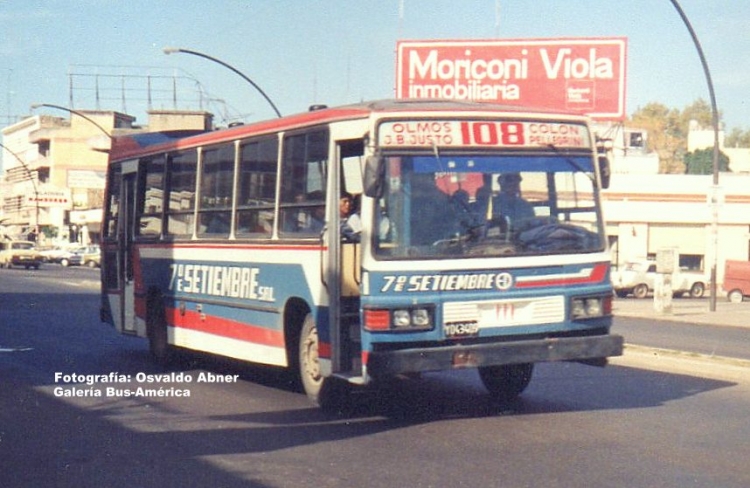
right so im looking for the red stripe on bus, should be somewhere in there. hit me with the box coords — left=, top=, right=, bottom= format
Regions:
left=135, top=242, right=325, bottom=252
left=515, top=263, right=609, bottom=288
left=112, top=107, right=369, bottom=160
left=318, top=342, right=332, bottom=359
left=165, top=308, right=285, bottom=347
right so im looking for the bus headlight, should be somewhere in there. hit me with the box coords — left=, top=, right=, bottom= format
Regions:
left=393, top=310, right=412, bottom=328
left=411, top=308, right=431, bottom=327
left=570, top=295, right=612, bottom=319
left=364, top=306, right=434, bottom=332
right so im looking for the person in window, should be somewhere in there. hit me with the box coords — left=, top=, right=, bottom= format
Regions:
left=339, top=193, right=361, bottom=242
left=492, top=173, right=535, bottom=232
left=306, top=191, right=326, bottom=234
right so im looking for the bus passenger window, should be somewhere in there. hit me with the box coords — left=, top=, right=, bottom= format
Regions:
left=103, top=165, right=121, bottom=240
left=137, top=156, right=165, bottom=238
left=166, top=150, right=197, bottom=238
left=197, top=144, right=234, bottom=237
left=236, top=137, right=278, bottom=237
left=279, top=130, right=328, bottom=237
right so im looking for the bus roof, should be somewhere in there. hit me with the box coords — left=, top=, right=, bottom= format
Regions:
left=109, top=99, right=590, bottom=161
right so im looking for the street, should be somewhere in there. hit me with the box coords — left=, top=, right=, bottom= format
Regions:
left=1, top=268, right=749, bottom=488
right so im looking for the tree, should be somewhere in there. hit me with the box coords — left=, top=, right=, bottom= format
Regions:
left=683, top=147, right=730, bottom=175
left=630, top=102, right=686, bottom=173
left=629, top=98, right=719, bottom=173
left=725, top=127, right=750, bottom=148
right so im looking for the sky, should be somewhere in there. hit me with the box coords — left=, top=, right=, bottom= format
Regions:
left=1, top=0, right=749, bottom=134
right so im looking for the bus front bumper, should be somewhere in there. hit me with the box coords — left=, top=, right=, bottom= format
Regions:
left=366, top=334, right=624, bottom=377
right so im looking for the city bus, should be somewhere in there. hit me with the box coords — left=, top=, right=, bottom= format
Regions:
left=100, top=99, right=623, bottom=407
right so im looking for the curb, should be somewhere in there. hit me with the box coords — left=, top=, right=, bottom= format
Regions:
left=623, top=344, right=750, bottom=369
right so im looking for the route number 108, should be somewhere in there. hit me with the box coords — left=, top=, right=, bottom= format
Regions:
left=460, top=121, right=526, bottom=146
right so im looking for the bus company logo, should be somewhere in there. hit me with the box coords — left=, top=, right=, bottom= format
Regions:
left=494, top=272, right=513, bottom=290
left=381, top=272, right=514, bottom=293
left=168, top=263, right=276, bottom=302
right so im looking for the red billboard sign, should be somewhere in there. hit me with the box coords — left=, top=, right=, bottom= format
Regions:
left=396, top=38, right=627, bottom=120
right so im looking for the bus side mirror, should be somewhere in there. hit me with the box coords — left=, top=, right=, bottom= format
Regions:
left=363, top=155, right=385, bottom=198
left=598, top=156, right=611, bottom=189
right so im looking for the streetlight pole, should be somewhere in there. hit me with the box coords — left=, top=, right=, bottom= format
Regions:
left=0, top=142, right=40, bottom=232
left=668, top=0, right=721, bottom=311
left=163, top=47, right=282, bottom=118
left=30, top=103, right=113, bottom=140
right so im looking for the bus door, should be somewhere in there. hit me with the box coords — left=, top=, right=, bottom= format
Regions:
left=118, top=161, right=139, bottom=334
left=329, top=140, right=365, bottom=376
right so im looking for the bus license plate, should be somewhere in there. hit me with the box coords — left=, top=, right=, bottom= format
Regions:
left=444, top=321, right=480, bottom=338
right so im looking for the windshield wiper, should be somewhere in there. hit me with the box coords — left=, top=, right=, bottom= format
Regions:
left=547, top=144, right=595, bottom=184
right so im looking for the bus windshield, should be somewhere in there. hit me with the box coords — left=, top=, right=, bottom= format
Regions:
left=373, top=152, right=605, bottom=259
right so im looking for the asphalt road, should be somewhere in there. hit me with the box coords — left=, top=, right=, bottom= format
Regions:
left=613, top=312, right=750, bottom=361
left=2, top=266, right=749, bottom=487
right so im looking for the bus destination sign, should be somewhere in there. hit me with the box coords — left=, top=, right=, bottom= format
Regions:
left=377, top=120, right=591, bottom=149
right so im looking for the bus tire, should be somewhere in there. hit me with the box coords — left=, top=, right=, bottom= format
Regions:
left=146, top=293, right=174, bottom=365
left=299, top=313, right=324, bottom=403
left=479, top=363, right=534, bottom=401
left=298, top=313, right=349, bottom=410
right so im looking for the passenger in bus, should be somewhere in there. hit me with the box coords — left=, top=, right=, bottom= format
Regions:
left=306, top=191, right=326, bottom=233
left=492, top=172, right=535, bottom=232
left=409, top=173, right=459, bottom=245
left=339, top=193, right=361, bottom=242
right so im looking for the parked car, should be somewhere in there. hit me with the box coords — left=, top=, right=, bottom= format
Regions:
left=723, top=260, right=750, bottom=303
left=0, top=240, right=44, bottom=269
left=612, top=260, right=708, bottom=299
left=40, top=246, right=84, bottom=266
left=78, top=245, right=101, bottom=268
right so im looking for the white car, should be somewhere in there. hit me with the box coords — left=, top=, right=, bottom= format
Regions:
left=612, top=260, right=707, bottom=299
left=40, top=246, right=84, bottom=266
left=0, top=240, right=44, bottom=269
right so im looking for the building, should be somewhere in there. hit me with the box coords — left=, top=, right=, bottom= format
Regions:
left=1, top=109, right=212, bottom=245
left=602, top=122, right=750, bottom=288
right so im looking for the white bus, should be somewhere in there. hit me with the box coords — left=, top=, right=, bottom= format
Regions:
left=101, top=99, right=622, bottom=407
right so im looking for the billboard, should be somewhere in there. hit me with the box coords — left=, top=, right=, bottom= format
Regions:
left=396, top=38, right=627, bottom=120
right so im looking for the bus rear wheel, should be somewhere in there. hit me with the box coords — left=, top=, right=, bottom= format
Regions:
left=146, top=294, right=175, bottom=365
left=479, top=363, right=534, bottom=401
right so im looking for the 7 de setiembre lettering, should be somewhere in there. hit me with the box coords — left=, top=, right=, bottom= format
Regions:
left=169, top=263, right=270, bottom=300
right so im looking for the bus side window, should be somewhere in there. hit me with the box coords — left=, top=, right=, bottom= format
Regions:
left=197, top=143, right=234, bottom=238
left=165, top=149, right=198, bottom=238
left=103, top=165, right=122, bottom=240
left=236, top=137, right=278, bottom=237
left=279, top=130, right=329, bottom=236
left=136, top=155, right=165, bottom=238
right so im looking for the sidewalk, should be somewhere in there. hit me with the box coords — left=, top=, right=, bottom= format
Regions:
left=613, top=296, right=750, bottom=328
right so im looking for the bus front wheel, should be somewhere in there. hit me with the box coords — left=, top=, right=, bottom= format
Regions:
left=298, top=313, right=349, bottom=409
left=479, top=363, right=534, bottom=401
left=299, top=314, right=323, bottom=402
